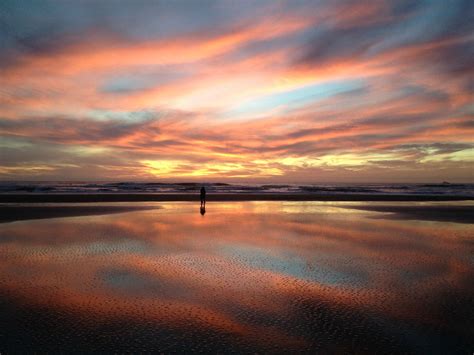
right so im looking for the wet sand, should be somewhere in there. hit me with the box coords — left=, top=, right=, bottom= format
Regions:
left=0, top=205, right=158, bottom=223
left=0, top=201, right=473, bottom=353
left=341, top=204, right=474, bottom=224
left=1, top=202, right=473, bottom=224
left=1, top=192, right=473, bottom=203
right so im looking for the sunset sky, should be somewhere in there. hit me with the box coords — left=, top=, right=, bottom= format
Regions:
left=1, top=0, right=473, bottom=182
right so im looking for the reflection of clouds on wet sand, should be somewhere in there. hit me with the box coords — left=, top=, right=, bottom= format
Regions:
left=0, top=202, right=473, bottom=352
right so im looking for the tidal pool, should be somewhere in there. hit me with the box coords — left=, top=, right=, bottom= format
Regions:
left=0, top=202, right=473, bottom=353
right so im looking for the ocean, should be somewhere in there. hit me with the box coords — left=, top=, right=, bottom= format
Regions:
left=1, top=181, right=473, bottom=196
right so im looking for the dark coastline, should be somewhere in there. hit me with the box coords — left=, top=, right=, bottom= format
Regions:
left=1, top=193, right=473, bottom=203
left=341, top=205, right=474, bottom=224
left=0, top=205, right=158, bottom=223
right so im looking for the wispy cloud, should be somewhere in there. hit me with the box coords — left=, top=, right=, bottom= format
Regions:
left=1, top=0, right=473, bottom=181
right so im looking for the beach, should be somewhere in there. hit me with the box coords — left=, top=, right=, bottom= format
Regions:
left=0, top=200, right=473, bottom=353
left=0, top=205, right=159, bottom=223
left=2, top=192, right=473, bottom=225
left=1, top=192, right=473, bottom=225
left=1, top=197, right=474, bottom=225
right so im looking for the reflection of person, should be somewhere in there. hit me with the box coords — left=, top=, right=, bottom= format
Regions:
left=200, top=186, right=206, bottom=207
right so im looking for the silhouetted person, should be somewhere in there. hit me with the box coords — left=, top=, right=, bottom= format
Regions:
left=200, top=186, right=206, bottom=208
left=200, top=206, right=206, bottom=215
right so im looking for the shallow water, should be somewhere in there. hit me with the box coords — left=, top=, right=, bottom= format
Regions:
left=0, top=202, right=473, bottom=353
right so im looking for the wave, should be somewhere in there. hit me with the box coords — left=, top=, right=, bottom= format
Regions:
left=1, top=181, right=473, bottom=196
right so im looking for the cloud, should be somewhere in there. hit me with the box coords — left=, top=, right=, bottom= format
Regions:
left=0, top=0, right=473, bottom=182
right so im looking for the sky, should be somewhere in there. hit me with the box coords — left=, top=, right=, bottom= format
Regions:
left=0, top=0, right=473, bottom=183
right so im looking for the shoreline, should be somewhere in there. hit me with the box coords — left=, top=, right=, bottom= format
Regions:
left=0, top=205, right=158, bottom=223
left=342, top=205, right=474, bottom=224
left=0, top=193, right=473, bottom=203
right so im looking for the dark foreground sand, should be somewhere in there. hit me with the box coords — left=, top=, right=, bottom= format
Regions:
left=342, top=205, right=474, bottom=224
left=0, top=205, right=158, bottom=223
left=1, top=193, right=473, bottom=203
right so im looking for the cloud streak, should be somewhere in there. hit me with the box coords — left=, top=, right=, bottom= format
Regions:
left=0, top=0, right=473, bottom=182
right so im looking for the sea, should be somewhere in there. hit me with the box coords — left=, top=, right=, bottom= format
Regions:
left=1, top=181, right=473, bottom=196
